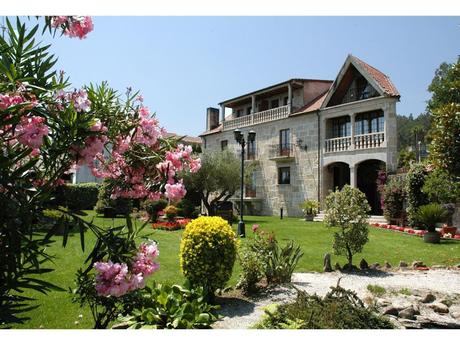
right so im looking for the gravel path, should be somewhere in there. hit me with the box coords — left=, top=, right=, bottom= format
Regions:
left=213, top=269, right=460, bottom=329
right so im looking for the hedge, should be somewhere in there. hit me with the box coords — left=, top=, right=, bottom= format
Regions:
left=53, top=183, right=100, bottom=211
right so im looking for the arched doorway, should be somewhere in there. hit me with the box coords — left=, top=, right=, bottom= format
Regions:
left=356, top=159, right=385, bottom=215
left=323, top=162, right=350, bottom=197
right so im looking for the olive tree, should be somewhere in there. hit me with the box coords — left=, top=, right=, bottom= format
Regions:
left=324, top=185, right=371, bottom=269
left=181, top=150, right=240, bottom=215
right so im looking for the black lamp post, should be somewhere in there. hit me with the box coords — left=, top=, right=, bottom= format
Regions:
left=234, top=128, right=256, bottom=238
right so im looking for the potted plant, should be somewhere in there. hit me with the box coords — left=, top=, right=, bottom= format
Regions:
left=299, top=200, right=319, bottom=221
left=415, top=203, right=448, bottom=244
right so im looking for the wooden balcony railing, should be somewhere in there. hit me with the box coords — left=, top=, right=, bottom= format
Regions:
left=222, top=105, right=289, bottom=131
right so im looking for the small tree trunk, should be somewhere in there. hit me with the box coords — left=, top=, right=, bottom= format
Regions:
left=346, top=244, right=353, bottom=269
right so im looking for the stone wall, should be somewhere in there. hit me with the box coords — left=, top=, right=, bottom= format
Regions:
left=453, top=202, right=460, bottom=232
left=203, top=112, right=319, bottom=217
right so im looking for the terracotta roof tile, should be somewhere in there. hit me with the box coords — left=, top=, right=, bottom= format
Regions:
left=352, top=56, right=400, bottom=97
left=291, top=92, right=328, bottom=116
left=164, top=132, right=202, bottom=144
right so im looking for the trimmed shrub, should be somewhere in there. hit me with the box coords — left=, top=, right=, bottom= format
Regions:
left=176, top=198, right=200, bottom=219
left=163, top=205, right=178, bottom=221
left=179, top=216, right=237, bottom=301
left=142, top=199, right=168, bottom=221
left=94, top=180, right=132, bottom=216
left=406, top=163, right=429, bottom=227
left=54, top=183, right=100, bottom=210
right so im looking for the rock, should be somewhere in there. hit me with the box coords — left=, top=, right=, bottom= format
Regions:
left=440, top=298, right=453, bottom=307
left=369, top=263, right=381, bottom=270
left=382, top=306, right=399, bottom=316
left=431, top=265, right=447, bottom=269
left=421, top=293, right=436, bottom=303
left=412, top=261, right=424, bottom=269
left=398, top=306, right=418, bottom=320
left=384, top=261, right=392, bottom=269
left=429, top=303, right=450, bottom=314
left=112, top=322, right=131, bottom=329
left=323, top=253, right=332, bottom=272
left=399, top=261, right=408, bottom=268
left=449, top=304, right=460, bottom=318
left=451, top=311, right=460, bottom=319
left=359, top=258, right=369, bottom=270
left=334, top=262, right=341, bottom=271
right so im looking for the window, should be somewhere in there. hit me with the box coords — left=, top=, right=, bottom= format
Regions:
left=283, top=96, right=289, bottom=106
left=271, top=99, right=279, bottom=109
left=278, top=167, right=290, bottom=185
left=329, top=117, right=351, bottom=138
left=247, top=139, right=256, bottom=160
left=355, top=110, right=384, bottom=135
left=279, top=129, right=290, bottom=156
left=245, top=171, right=257, bottom=197
left=246, top=106, right=252, bottom=115
left=236, top=109, right=244, bottom=117
left=221, top=140, right=228, bottom=151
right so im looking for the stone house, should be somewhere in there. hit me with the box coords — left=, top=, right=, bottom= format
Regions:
left=199, top=55, right=400, bottom=217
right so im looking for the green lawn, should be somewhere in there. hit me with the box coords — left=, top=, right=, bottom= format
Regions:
left=12, top=212, right=460, bottom=329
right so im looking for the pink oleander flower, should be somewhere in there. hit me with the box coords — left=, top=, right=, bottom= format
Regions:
left=252, top=224, right=260, bottom=233
left=135, top=95, right=144, bottom=103
left=164, top=181, right=186, bottom=201
left=70, top=89, right=91, bottom=112
left=90, top=119, right=108, bottom=133
left=133, top=115, right=161, bottom=147
left=16, top=116, right=49, bottom=149
left=94, top=261, right=132, bottom=297
left=0, top=93, right=24, bottom=110
left=74, top=135, right=107, bottom=166
left=139, top=106, right=150, bottom=117
left=51, top=16, right=94, bottom=40
left=132, top=241, right=160, bottom=278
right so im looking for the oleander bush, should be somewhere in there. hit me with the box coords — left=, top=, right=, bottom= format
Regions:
left=382, top=176, right=407, bottom=223
left=54, top=183, right=100, bottom=210
left=179, top=216, right=237, bottom=301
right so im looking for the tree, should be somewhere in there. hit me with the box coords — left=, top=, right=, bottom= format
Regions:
left=427, top=57, right=460, bottom=176
left=182, top=150, right=240, bottom=215
left=324, top=185, right=371, bottom=269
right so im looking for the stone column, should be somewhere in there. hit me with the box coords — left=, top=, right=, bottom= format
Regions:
left=251, top=95, right=256, bottom=115
left=350, top=113, right=355, bottom=150
left=350, top=165, right=357, bottom=188
left=287, top=83, right=292, bottom=114
left=221, top=104, right=226, bottom=122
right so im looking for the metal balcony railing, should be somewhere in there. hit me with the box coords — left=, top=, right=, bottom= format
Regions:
left=269, top=143, right=294, bottom=159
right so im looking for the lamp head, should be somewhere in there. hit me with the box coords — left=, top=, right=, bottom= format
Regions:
left=248, top=130, right=256, bottom=142
left=234, top=128, right=243, bottom=143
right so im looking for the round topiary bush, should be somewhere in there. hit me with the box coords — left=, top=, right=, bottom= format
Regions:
left=179, top=216, right=237, bottom=300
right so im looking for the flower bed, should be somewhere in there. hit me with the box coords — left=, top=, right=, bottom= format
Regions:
left=371, top=223, right=460, bottom=240
left=152, top=218, right=191, bottom=231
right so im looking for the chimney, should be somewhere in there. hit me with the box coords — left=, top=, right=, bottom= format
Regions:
left=206, top=107, right=219, bottom=131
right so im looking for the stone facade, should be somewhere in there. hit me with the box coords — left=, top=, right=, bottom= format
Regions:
left=201, top=55, right=400, bottom=217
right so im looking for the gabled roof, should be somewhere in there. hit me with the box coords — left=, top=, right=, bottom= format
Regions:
left=352, top=56, right=400, bottom=97
left=321, top=55, right=400, bottom=109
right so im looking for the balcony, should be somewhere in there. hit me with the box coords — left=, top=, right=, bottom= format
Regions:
left=222, top=105, right=289, bottom=131
left=269, top=143, right=295, bottom=161
left=325, top=132, right=385, bottom=153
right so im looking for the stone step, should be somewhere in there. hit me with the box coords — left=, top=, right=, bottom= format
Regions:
left=313, top=212, right=388, bottom=224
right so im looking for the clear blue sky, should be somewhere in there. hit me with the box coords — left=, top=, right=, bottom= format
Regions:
left=33, top=16, right=460, bottom=136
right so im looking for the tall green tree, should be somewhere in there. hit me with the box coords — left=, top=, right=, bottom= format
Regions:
left=427, top=57, right=460, bottom=176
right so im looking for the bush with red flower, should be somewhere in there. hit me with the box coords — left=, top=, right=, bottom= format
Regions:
left=152, top=218, right=191, bottom=231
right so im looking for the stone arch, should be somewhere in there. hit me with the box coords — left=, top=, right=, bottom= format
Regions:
left=322, top=161, right=350, bottom=204
left=355, top=159, right=386, bottom=215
